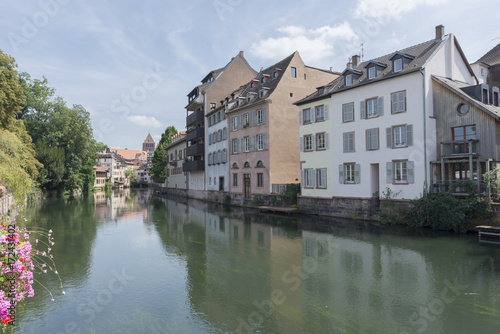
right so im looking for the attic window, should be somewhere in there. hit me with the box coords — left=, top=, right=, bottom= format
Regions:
left=252, top=80, right=259, bottom=88
left=345, top=74, right=353, bottom=86
left=318, top=88, right=324, bottom=95
left=394, top=58, right=403, bottom=72
left=368, top=67, right=376, bottom=80
left=273, top=69, right=281, bottom=78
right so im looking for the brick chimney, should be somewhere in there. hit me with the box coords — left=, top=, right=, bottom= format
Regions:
left=435, top=25, right=445, bottom=40
left=352, top=55, right=361, bottom=69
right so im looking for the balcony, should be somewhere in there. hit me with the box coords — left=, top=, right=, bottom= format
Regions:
left=183, top=159, right=205, bottom=172
left=187, top=109, right=204, bottom=127
left=186, top=126, right=204, bottom=142
left=441, top=140, right=479, bottom=158
left=187, top=143, right=205, bottom=156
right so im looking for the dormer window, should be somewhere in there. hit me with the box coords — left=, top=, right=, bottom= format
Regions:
left=394, top=58, right=403, bottom=72
left=259, top=88, right=269, bottom=98
left=273, top=69, right=281, bottom=78
left=251, top=80, right=259, bottom=88
left=368, top=67, right=376, bottom=79
left=346, top=74, right=353, bottom=86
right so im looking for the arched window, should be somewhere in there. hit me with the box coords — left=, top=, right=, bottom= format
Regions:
left=244, top=161, right=250, bottom=168
left=256, top=160, right=264, bottom=168
left=232, top=162, right=238, bottom=169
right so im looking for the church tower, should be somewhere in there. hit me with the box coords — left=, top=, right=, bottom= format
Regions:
left=142, top=133, right=155, bottom=152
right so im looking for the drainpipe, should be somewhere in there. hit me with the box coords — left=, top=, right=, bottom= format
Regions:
left=420, top=68, right=428, bottom=188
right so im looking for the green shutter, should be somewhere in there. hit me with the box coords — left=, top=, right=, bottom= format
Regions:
left=386, top=162, right=393, bottom=183
left=377, top=96, right=384, bottom=116
left=386, top=127, right=392, bottom=148
left=406, top=124, right=413, bottom=146
left=407, top=161, right=415, bottom=184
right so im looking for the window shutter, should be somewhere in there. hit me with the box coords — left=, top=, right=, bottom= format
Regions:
left=300, top=170, right=305, bottom=188
left=407, top=161, right=415, bottom=184
left=391, top=93, right=398, bottom=113
left=343, top=133, right=348, bottom=152
left=311, top=108, right=316, bottom=123
left=262, top=108, right=266, bottom=125
left=299, top=110, right=303, bottom=125
left=354, top=164, right=360, bottom=184
left=299, top=136, right=304, bottom=152
left=366, top=130, right=371, bottom=150
left=406, top=124, right=413, bottom=146
left=241, top=138, right=245, bottom=153
left=253, top=110, right=257, bottom=126
left=236, top=138, right=240, bottom=154
left=324, top=105, right=329, bottom=120
left=372, top=129, right=379, bottom=150
left=230, top=142, right=233, bottom=154
left=377, top=96, right=384, bottom=116
left=339, top=165, right=344, bottom=184
left=248, top=112, right=253, bottom=128
left=263, top=134, right=267, bottom=150
left=237, top=115, right=242, bottom=130
left=312, top=169, right=317, bottom=188
left=311, top=134, right=316, bottom=150
left=223, top=127, right=227, bottom=140
left=209, top=133, right=212, bottom=145
left=386, top=162, right=393, bottom=183
left=250, top=136, right=255, bottom=151
left=360, top=101, right=366, bottom=119
left=321, top=169, right=326, bottom=188
left=386, top=127, right=392, bottom=148
left=325, top=133, right=329, bottom=149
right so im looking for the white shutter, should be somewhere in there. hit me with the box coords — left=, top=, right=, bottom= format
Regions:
left=407, top=161, right=415, bottom=184
left=360, top=101, right=366, bottom=119
left=324, top=105, right=329, bottom=120
left=339, top=165, right=345, bottom=184
left=311, top=134, right=316, bottom=150
left=406, top=124, right=413, bottom=146
left=386, top=127, right=392, bottom=148
left=325, top=133, right=330, bottom=149
left=311, top=107, right=316, bottom=123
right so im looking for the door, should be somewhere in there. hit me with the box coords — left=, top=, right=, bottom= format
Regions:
left=244, top=174, right=251, bottom=199
left=219, top=177, right=224, bottom=191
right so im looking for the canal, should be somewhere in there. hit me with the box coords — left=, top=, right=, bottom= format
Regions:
left=9, top=189, right=500, bottom=333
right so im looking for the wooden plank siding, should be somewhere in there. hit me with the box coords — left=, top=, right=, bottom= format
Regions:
left=433, top=82, right=498, bottom=161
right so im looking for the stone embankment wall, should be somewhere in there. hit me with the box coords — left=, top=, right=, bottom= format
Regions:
left=0, top=194, right=15, bottom=216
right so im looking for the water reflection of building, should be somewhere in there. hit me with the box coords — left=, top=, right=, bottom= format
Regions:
left=93, top=189, right=148, bottom=222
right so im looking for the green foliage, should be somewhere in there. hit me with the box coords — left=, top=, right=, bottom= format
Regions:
left=252, top=196, right=263, bottom=207
left=281, top=183, right=300, bottom=206
left=0, top=50, right=25, bottom=128
left=151, top=126, right=177, bottom=183
left=483, top=168, right=500, bottom=199
left=380, top=187, right=404, bottom=225
left=222, top=194, right=231, bottom=206
left=125, top=168, right=138, bottom=186
left=19, top=74, right=98, bottom=194
left=407, top=193, right=491, bottom=233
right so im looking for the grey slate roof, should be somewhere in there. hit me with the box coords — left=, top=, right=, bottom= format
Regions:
left=296, top=36, right=448, bottom=106
left=226, top=52, right=296, bottom=114
left=476, top=43, right=500, bottom=66
left=432, top=75, right=500, bottom=119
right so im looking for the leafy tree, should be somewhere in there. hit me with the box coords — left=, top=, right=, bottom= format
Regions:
left=125, top=168, right=138, bottom=186
left=0, top=50, right=41, bottom=202
left=20, top=75, right=98, bottom=194
left=151, top=126, right=177, bottom=183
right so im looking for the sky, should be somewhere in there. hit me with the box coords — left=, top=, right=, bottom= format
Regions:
left=1, top=0, right=499, bottom=150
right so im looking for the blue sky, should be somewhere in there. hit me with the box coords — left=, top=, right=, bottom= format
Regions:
left=1, top=0, right=499, bottom=150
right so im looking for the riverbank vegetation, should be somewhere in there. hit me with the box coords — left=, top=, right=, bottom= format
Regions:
left=151, top=126, right=177, bottom=183
left=0, top=49, right=102, bottom=203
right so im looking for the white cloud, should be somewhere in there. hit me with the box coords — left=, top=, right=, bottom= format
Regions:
left=126, top=115, right=163, bottom=128
left=354, top=0, right=448, bottom=20
left=251, top=22, right=359, bottom=65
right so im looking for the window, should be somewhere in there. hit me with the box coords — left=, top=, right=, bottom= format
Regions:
left=316, top=169, right=327, bottom=189
left=261, top=76, right=266, bottom=84
left=233, top=173, right=238, bottom=187
left=344, top=163, right=355, bottom=183
left=244, top=161, right=250, bottom=168
left=257, top=109, right=265, bottom=125
left=316, top=133, right=326, bottom=150
left=210, top=103, right=216, bottom=110
left=208, top=153, right=212, bottom=165
left=273, top=70, right=278, bottom=78
left=394, top=161, right=407, bottom=183
left=345, top=74, right=353, bottom=86
left=366, top=128, right=379, bottom=150
left=343, top=132, right=355, bottom=152
left=215, top=113, right=219, bottom=123
left=256, top=160, right=264, bottom=168
left=257, top=134, right=266, bottom=150
left=257, top=173, right=263, bottom=187
left=452, top=125, right=476, bottom=154
left=303, top=108, right=312, bottom=124
left=368, top=67, right=376, bottom=80
left=223, top=127, right=228, bottom=140
left=483, top=89, right=488, bottom=104
left=393, top=125, right=407, bottom=147
left=232, top=116, right=239, bottom=131
left=343, top=103, right=354, bottom=122
left=391, top=91, right=406, bottom=114
left=243, top=113, right=250, bottom=127
left=232, top=162, right=238, bottom=169
left=291, top=67, right=297, bottom=78
left=244, top=136, right=251, bottom=152
left=366, top=98, right=378, bottom=118
left=315, top=105, right=325, bottom=121
left=305, top=169, right=316, bottom=188
left=304, top=135, right=313, bottom=151
left=394, top=58, right=403, bottom=72
left=232, top=139, right=239, bottom=154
